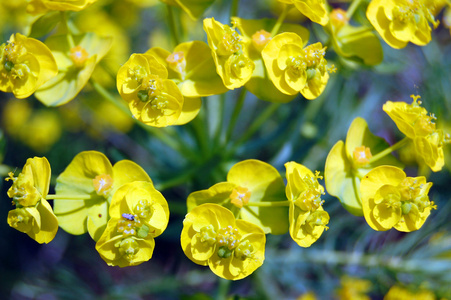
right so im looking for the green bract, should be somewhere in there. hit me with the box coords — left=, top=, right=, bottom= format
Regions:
left=35, top=32, right=112, bottom=106
left=187, top=159, right=288, bottom=234
left=54, top=151, right=152, bottom=241
left=325, top=117, right=402, bottom=216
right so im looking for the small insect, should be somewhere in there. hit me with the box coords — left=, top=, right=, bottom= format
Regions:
left=122, top=213, right=135, bottom=221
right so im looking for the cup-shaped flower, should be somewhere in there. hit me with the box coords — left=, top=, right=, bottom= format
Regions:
left=203, top=18, right=255, bottom=90
left=54, top=151, right=152, bottom=241
left=5, top=157, right=58, bottom=243
left=187, top=159, right=288, bottom=235
left=96, top=181, right=169, bottom=267
left=360, top=166, right=435, bottom=232
left=27, top=0, right=97, bottom=15
left=0, top=33, right=57, bottom=99
left=262, top=32, right=334, bottom=100
left=160, top=0, right=215, bottom=20
left=181, top=203, right=265, bottom=280
left=35, top=32, right=112, bottom=106
left=366, top=0, right=441, bottom=49
left=231, top=17, right=309, bottom=103
left=285, top=162, right=329, bottom=247
left=117, top=53, right=184, bottom=127
left=383, top=95, right=450, bottom=171
left=325, top=117, right=402, bottom=216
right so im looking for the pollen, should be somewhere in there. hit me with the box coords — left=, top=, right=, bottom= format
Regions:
left=217, top=27, right=242, bottom=56
left=330, top=8, right=349, bottom=30
left=353, top=146, right=373, bottom=166
left=230, top=186, right=251, bottom=208
left=93, top=173, right=114, bottom=197
left=166, top=51, right=186, bottom=78
left=70, top=45, right=89, bottom=68
left=252, top=29, right=271, bottom=51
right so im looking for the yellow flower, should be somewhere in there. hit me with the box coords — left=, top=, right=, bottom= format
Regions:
left=327, top=8, right=383, bottom=66
left=289, top=0, right=329, bottom=26
left=117, top=53, right=184, bottom=127
left=383, top=95, right=450, bottom=172
left=384, top=285, right=436, bottom=300
left=360, top=166, right=436, bottom=232
left=325, top=117, right=402, bottom=216
left=203, top=18, right=255, bottom=90
left=5, top=157, right=58, bottom=244
left=27, top=0, right=97, bottom=15
left=181, top=203, right=265, bottom=280
left=366, top=0, right=441, bottom=49
left=54, top=151, right=152, bottom=241
left=231, top=17, right=310, bottom=103
left=95, top=181, right=169, bottom=267
left=336, top=276, right=371, bottom=300
left=262, top=32, right=334, bottom=100
left=187, top=159, right=288, bottom=235
left=160, top=0, right=215, bottom=20
left=0, top=33, right=57, bottom=99
left=285, top=162, right=329, bottom=247
left=35, top=32, right=112, bottom=106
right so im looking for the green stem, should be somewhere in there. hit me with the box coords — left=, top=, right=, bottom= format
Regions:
left=230, top=102, right=281, bottom=152
left=167, top=5, right=180, bottom=46
left=46, top=194, right=93, bottom=200
left=246, top=200, right=290, bottom=207
left=271, top=4, right=289, bottom=36
left=61, top=12, right=75, bottom=48
left=346, top=0, right=363, bottom=19
left=368, top=137, right=409, bottom=164
left=216, top=278, right=231, bottom=300
left=225, top=88, right=247, bottom=143
left=230, top=0, right=240, bottom=18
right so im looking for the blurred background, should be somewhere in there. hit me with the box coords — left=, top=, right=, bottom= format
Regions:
left=1, top=0, right=451, bottom=299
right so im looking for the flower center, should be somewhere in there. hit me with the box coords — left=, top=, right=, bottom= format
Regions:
left=330, top=8, right=349, bottom=30
left=398, top=177, right=436, bottom=213
left=304, top=211, right=330, bottom=233
left=134, top=199, right=153, bottom=221
left=230, top=186, right=251, bottom=208
left=252, top=29, right=271, bottom=51
left=166, top=51, right=186, bottom=78
left=353, top=146, right=373, bottom=166
left=7, top=208, right=33, bottom=232
left=138, top=75, right=164, bottom=102
left=228, top=52, right=254, bottom=80
left=92, top=174, right=114, bottom=197
left=70, top=45, right=89, bottom=68
left=217, top=27, right=242, bottom=56
left=294, top=171, right=325, bottom=212
left=6, top=172, right=40, bottom=207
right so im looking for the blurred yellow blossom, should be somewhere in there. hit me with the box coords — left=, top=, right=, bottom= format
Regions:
left=360, top=166, right=436, bottom=232
left=366, top=0, right=441, bottom=49
left=285, top=162, right=329, bottom=247
left=96, top=181, right=169, bottom=267
left=27, top=0, right=97, bottom=15
left=187, top=159, right=288, bottom=235
left=6, top=157, right=58, bottom=243
left=181, top=203, right=266, bottom=280
left=282, top=0, right=329, bottom=26
left=336, top=276, right=371, bottom=300
left=54, top=151, right=152, bottom=241
left=383, top=95, right=450, bottom=172
left=161, top=0, right=215, bottom=20
left=384, top=285, right=436, bottom=300
left=0, top=33, right=57, bottom=99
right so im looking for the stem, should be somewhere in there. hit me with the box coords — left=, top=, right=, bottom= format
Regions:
left=225, top=88, right=247, bottom=143
left=271, top=4, right=289, bottom=36
left=246, top=201, right=290, bottom=207
left=46, top=194, right=93, bottom=200
left=216, top=278, right=231, bottom=300
left=61, top=12, right=75, bottom=48
left=230, top=0, right=239, bottom=18
left=346, top=0, right=363, bottom=19
left=230, top=102, right=281, bottom=152
left=368, top=137, right=409, bottom=164
left=167, top=5, right=180, bottom=46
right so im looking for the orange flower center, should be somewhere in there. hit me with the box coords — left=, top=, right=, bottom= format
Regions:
left=70, top=45, right=89, bottom=68
left=93, top=173, right=113, bottom=197
left=353, top=145, right=372, bottom=166
left=230, top=186, right=251, bottom=208
left=252, top=29, right=271, bottom=51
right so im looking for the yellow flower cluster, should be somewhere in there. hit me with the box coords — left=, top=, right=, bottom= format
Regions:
left=325, top=95, right=446, bottom=232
